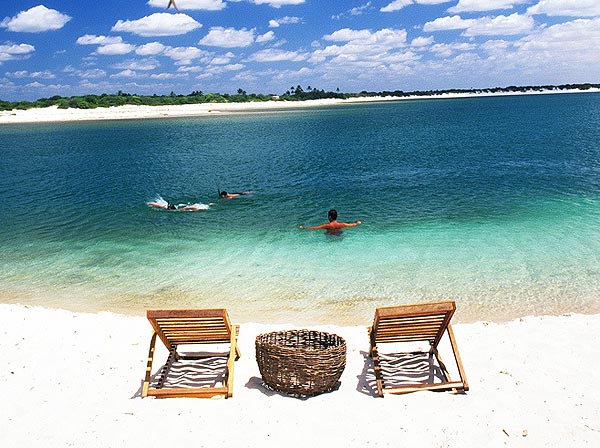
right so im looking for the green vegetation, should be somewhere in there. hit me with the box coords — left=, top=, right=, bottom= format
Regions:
left=1, top=83, right=599, bottom=111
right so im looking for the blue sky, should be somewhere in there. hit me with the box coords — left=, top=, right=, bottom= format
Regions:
left=1, top=1, right=599, bottom=100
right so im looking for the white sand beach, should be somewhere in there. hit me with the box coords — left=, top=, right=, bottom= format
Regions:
left=1, top=303, right=599, bottom=447
left=1, top=89, right=598, bottom=124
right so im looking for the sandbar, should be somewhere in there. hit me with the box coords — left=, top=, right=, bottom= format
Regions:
left=1, top=89, right=599, bottom=124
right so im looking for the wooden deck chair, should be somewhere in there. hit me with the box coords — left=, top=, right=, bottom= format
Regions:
left=142, top=309, right=240, bottom=398
left=368, top=301, right=468, bottom=397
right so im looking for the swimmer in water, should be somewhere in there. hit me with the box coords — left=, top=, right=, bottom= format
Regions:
left=218, top=189, right=252, bottom=199
left=148, top=198, right=210, bottom=211
left=299, top=209, right=362, bottom=233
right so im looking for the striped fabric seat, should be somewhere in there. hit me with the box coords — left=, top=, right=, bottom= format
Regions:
left=369, top=301, right=468, bottom=397
left=142, top=309, right=240, bottom=399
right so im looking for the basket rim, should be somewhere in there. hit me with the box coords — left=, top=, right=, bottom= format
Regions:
left=255, top=329, right=346, bottom=352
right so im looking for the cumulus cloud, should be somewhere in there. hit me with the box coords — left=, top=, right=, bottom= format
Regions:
left=381, top=0, right=449, bottom=12
left=163, top=46, right=208, bottom=65
left=6, top=70, right=55, bottom=79
left=423, top=15, right=474, bottom=31
left=424, top=13, right=534, bottom=36
left=411, top=36, right=434, bottom=47
left=112, top=59, right=160, bottom=71
left=0, top=43, right=35, bottom=63
left=76, top=35, right=123, bottom=46
left=150, top=72, right=188, bottom=79
left=517, top=17, right=600, bottom=52
left=527, top=0, right=600, bottom=17
left=136, top=42, right=167, bottom=56
left=199, top=27, right=255, bottom=47
left=464, top=13, right=534, bottom=36
left=268, top=16, right=302, bottom=27
left=112, top=13, right=201, bottom=37
left=248, top=48, right=306, bottom=62
left=1, top=5, right=71, bottom=33
left=256, top=31, right=276, bottom=43
left=111, top=69, right=138, bottom=78
left=63, top=66, right=107, bottom=79
left=430, top=42, right=477, bottom=57
left=147, top=0, right=226, bottom=10
left=449, top=0, right=529, bottom=13
left=210, top=52, right=235, bottom=64
left=324, top=28, right=408, bottom=48
left=96, top=43, right=136, bottom=55
left=251, top=0, right=305, bottom=8
left=324, top=29, right=374, bottom=42
left=380, top=0, right=412, bottom=12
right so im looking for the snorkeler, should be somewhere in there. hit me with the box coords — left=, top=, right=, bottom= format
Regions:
left=299, top=209, right=362, bottom=231
left=148, top=198, right=210, bottom=211
left=218, top=189, right=252, bottom=199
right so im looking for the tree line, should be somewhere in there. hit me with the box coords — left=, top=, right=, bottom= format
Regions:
left=1, top=83, right=598, bottom=111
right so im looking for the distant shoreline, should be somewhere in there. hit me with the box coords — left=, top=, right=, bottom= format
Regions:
left=1, top=88, right=599, bottom=124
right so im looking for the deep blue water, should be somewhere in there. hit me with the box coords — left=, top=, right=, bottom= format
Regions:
left=1, top=93, right=599, bottom=324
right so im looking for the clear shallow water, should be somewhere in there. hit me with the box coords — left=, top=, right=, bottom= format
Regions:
left=1, top=93, right=599, bottom=324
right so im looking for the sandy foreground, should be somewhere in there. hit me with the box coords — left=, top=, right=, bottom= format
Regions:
left=1, top=89, right=599, bottom=124
left=1, top=304, right=599, bottom=447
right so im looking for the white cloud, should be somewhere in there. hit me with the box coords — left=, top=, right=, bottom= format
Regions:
left=481, top=39, right=511, bottom=53
left=333, top=3, right=373, bottom=19
left=147, top=0, right=226, bottom=10
left=527, top=0, right=600, bottom=17
left=112, top=59, right=160, bottom=71
left=349, top=2, right=373, bottom=15
left=96, top=43, right=136, bottom=55
left=63, top=66, right=107, bottom=79
left=150, top=72, right=188, bottom=79
left=411, top=36, right=434, bottom=47
left=221, top=63, right=244, bottom=71
left=449, top=0, right=529, bottom=13
left=324, top=29, right=374, bottom=42
left=380, top=0, right=448, bottom=12
left=1, top=5, right=71, bottom=33
left=256, top=31, right=276, bottom=43
left=424, top=13, right=534, bottom=36
left=430, top=42, right=477, bottom=57
left=324, top=28, right=408, bottom=48
left=248, top=48, right=306, bottom=62
left=164, top=46, right=208, bottom=65
left=5, top=70, right=29, bottom=78
left=25, top=81, right=45, bottom=88
left=517, top=17, right=600, bottom=52
left=112, top=13, right=201, bottom=37
left=77, top=35, right=123, bottom=46
left=0, top=43, right=35, bottom=62
left=269, top=16, right=302, bottom=27
left=464, top=13, right=534, bottom=36
left=111, top=69, right=138, bottom=78
left=5, top=70, right=53, bottom=79
left=423, top=15, right=474, bottom=31
left=380, top=0, right=412, bottom=12
left=210, top=52, right=235, bottom=64
left=136, top=42, right=167, bottom=56
left=251, top=0, right=305, bottom=8
left=199, top=27, right=255, bottom=48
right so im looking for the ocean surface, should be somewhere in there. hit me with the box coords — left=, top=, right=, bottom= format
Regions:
left=1, top=93, right=599, bottom=325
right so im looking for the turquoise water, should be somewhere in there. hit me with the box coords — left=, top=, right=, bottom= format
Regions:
left=1, top=93, right=599, bottom=324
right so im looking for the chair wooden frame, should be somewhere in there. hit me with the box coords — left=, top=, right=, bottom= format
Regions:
left=368, top=301, right=468, bottom=397
left=142, top=309, right=240, bottom=399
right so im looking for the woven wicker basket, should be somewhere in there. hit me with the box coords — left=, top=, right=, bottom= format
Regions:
left=255, top=329, right=346, bottom=397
